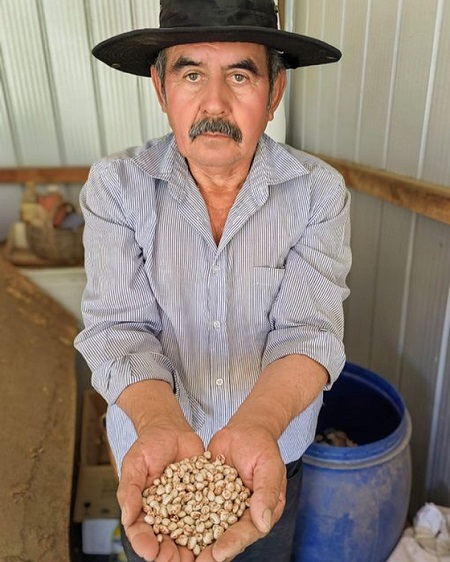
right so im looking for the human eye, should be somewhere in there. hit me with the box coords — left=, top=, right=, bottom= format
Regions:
left=185, top=72, right=200, bottom=82
left=231, top=73, right=248, bottom=84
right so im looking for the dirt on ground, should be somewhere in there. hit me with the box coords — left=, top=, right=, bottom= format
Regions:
left=0, top=256, right=78, bottom=562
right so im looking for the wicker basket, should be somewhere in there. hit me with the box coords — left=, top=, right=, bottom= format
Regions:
left=26, top=214, right=84, bottom=265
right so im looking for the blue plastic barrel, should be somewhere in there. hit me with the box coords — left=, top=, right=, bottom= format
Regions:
left=291, top=362, right=412, bottom=562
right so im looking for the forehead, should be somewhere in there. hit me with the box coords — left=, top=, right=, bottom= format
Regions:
left=166, top=42, right=268, bottom=66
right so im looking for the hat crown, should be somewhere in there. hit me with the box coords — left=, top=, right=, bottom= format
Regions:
left=160, top=0, right=278, bottom=30
left=92, top=0, right=341, bottom=77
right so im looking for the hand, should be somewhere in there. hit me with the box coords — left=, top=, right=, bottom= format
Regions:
left=196, top=424, right=287, bottom=561
left=118, top=423, right=205, bottom=561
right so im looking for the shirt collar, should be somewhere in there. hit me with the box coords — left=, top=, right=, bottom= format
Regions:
left=133, top=133, right=310, bottom=202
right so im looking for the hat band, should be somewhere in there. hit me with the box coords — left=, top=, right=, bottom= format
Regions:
left=160, top=0, right=278, bottom=30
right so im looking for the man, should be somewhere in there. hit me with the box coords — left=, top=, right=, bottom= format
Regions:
left=75, top=1, right=351, bottom=561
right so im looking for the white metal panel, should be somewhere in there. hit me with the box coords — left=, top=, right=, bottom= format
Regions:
left=138, top=77, right=171, bottom=142
left=357, top=0, right=402, bottom=168
left=289, top=0, right=357, bottom=158
left=330, top=0, right=369, bottom=161
left=130, top=0, right=159, bottom=28
left=295, top=1, right=326, bottom=154
left=370, top=204, right=416, bottom=387
left=0, top=0, right=61, bottom=165
left=343, top=189, right=383, bottom=366
left=386, top=0, right=439, bottom=176
left=287, top=0, right=309, bottom=149
left=86, top=0, right=145, bottom=155
left=286, top=0, right=450, bottom=515
left=131, top=0, right=171, bottom=141
left=426, top=283, right=450, bottom=506
left=288, top=0, right=450, bottom=184
left=40, top=0, right=103, bottom=164
left=422, top=0, right=450, bottom=185
left=0, top=59, right=18, bottom=166
left=317, top=0, right=345, bottom=158
left=290, top=0, right=345, bottom=156
left=399, top=216, right=450, bottom=510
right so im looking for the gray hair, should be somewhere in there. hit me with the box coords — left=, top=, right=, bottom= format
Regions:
left=153, top=46, right=284, bottom=106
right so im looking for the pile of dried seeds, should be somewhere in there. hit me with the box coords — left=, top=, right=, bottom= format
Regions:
left=142, top=451, right=252, bottom=556
left=315, top=428, right=358, bottom=447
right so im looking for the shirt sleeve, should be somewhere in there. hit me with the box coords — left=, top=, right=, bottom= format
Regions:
left=74, top=160, right=176, bottom=405
left=262, top=164, right=352, bottom=387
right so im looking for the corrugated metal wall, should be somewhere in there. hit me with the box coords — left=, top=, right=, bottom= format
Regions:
left=0, top=0, right=170, bottom=239
left=0, top=0, right=286, bottom=238
left=0, top=0, right=449, bottom=515
left=287, top=0, right=450, bottom=513
left=0, top=0, right=169, bottom=167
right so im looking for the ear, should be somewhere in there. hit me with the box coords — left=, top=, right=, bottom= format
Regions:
left=151, top=65, right=167, bottom=112
left=268, top=69, right=287, bottom=121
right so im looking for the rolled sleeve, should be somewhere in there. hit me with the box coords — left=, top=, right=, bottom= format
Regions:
left=74, top=160, right=176, bottom=405
left=262, top=168, right=351, bottom=387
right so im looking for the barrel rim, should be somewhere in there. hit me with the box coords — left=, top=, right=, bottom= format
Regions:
left=304, top=362, right=412, bottom=467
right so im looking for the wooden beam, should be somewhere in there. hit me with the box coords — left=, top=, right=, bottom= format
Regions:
left=319, top=156, right=450, bottom=226
left=0, top=167, right=89, bottom=184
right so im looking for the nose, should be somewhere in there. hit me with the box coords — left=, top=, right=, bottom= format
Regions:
left=199, top=75, right=231, bottom=116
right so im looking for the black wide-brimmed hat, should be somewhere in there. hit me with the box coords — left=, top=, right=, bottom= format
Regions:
left=92, top=0, right=341, bottom=77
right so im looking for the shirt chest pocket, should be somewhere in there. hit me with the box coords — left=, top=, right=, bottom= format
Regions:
left=252, top=267, right=285, bottom=329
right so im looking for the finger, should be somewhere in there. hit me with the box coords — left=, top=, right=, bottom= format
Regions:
left=118, top=454, right=153, bottom=526
left=177, top=544, right=196, bottom=562
left=118, top=479, right=146, bottom=526
left=155, top=537, right=196, bottom=562
left=155, top=536, right=179, bottom=562
left=250, top=486, right=286, bottom=533
left=195, top=545, right=217, bottom=562
left=250, top=462, right=286, bottom=533
left=125, top=518, right=160, bottom=561
left=209, top=511, right=265, bottom=562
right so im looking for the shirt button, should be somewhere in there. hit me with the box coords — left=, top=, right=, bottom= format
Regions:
left=213, top=320, right=221, bottom=329
left=212, top=265, right=219, bottom=275
left=216, top=378, right=224, bottom=386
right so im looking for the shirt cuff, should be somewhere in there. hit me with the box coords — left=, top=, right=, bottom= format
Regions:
left=261, top=327, right=346, bottom=389
left=91, top=351, right=176, bottom=405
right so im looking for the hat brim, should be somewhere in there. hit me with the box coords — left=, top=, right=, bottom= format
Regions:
left=92, top=27, right=342, bottom=77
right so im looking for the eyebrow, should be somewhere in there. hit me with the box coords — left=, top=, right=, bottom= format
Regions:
left=227, top=59, right=262, bottom=76
left=170, top=56, right=200, bottom=72
left=169, top=56, right=262, bottom=76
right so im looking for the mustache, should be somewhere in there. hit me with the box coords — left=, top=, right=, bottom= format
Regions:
left=189, top=118, right=243, bottom=143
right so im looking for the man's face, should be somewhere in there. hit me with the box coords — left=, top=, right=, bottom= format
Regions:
left=151, top=42, right=286, bottom=172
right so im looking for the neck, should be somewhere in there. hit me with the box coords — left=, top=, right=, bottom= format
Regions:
left=186, top=158, right=252, bottom=245
left=187, top=158, right=251, bottom=195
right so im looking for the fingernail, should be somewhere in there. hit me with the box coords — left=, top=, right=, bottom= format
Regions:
left=262, top=508, right=272, bottom=532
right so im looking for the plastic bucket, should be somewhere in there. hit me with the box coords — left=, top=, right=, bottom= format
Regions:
left=291, top=362, right=412, bottom=562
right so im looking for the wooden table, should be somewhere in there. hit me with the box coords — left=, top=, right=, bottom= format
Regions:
left=0, top=256, right=78, bottom=561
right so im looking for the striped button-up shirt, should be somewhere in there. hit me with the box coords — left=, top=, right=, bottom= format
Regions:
left=74, top=133, right=351, bottom=474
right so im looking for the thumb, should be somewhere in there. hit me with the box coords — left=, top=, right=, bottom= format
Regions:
left=250, top=496, right=278, bottom=534
left=118, top=479, right=145, bottom=527
left=249, top=464, right=286, bottom=534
